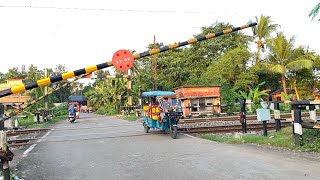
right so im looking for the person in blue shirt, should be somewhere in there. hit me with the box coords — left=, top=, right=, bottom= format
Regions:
left=68, top=104, right=77, bottom=115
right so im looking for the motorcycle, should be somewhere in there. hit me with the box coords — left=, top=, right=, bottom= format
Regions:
left=68, top=112, right=76, bottom=123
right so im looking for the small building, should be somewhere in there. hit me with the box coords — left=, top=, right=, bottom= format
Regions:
left=269, top=88, right=294, bottom=101
left=174, top=85, right=221, bottom=117
left=0, top=79, right=31, bottom=106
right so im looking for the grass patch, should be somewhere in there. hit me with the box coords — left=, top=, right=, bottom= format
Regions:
left=122, top=114, right=138, bottom=121
left=201, top=134, right=242, bottom=143
left=201, top=126, right=320, bottom=152
left=18, top=113, right=67, bottom=129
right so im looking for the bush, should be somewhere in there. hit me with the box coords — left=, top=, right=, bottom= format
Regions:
left=52, top=103, right=68, bottom=117
left=301, top=129, right=320, bottom=152
left=96, top=105, right=119, bottom=115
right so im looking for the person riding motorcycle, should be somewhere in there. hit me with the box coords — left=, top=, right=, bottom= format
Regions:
left=68, top=104, right=77, bottom=119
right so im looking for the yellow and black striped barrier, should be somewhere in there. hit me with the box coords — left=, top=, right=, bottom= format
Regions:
left=21, top=74, right=85, bottom=111
left=2, top=75, right=85, bottom=121
left=0, top=22, right=257, bottom=98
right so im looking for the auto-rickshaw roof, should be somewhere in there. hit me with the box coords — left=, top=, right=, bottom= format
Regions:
left=141, top=91, right=176, bottom=97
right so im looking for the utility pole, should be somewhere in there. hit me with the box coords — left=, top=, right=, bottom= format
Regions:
left=44, top=69, right=48, bottom=110
left=153, top=35, right=157, bottom=90
left=127, top=69, right=132, bottom=106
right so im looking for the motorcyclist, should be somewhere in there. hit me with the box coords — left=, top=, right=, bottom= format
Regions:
left=68, top=104, right=77, bottom=116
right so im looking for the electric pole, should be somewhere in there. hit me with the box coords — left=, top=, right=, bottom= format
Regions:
left=153, top=35, right=157, bottom=90
left=44, top=69, right=48, bottom=110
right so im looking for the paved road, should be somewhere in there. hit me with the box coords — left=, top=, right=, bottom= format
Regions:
left=14, top=113, right=320, bottom=180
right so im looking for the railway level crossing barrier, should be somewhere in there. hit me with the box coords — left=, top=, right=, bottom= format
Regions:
left=0, top=74, right=85, bottom=125
left=0, top=22, right=257, bottom=99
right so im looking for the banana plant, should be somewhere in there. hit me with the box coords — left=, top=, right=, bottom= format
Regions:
left=239, top=82, right=269, bottom=103
left=239, top=82, right=269, bottom=111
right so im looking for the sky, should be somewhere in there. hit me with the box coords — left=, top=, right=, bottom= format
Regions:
left=0, top=0, right=319, bottom=81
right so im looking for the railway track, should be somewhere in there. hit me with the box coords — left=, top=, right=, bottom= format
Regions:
left=6, top=128, right=50, bottom=136
left=179, top=121, right=292, bottom=134
left=3, top=113, right=301, bottom=147
left=179, top=112, right=317, bottom=124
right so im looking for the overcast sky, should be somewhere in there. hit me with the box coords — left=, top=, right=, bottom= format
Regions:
left=0, top=0, right=319, bottom=77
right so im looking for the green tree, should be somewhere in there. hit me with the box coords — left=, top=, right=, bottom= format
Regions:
left=253, top=14, right=279, bottom=64
left=50, top=64, right=72, bottom=103
left=0, top=72, right=4, bottom=83
left=4, top=67, right=26, bottom=80
left=203, top=47, right=253, bottom=89
left=309, top=2, right=320, bottom=21
left=186, top=22, right=253, bottom=83
left=26, top=64, right=44, bottom=99
left=263, top=32, right=314, bottom=98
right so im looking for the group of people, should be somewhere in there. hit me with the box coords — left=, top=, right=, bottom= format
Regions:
left=68, top=103, right=94, bottom=119
left=80, top=105, right=93, bottom=113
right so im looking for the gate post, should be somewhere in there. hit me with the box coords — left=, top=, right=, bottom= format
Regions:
left=292, top=104, right=302, bottom=147
left=274, top=101, right=281, bottom=131
left=309, top=104, right=316, bottom=123
left=239, top=98, right=247, bottom=133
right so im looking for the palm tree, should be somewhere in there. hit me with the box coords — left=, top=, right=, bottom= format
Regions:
left=309, top=2, right=320, bottom=21
left=263, top=32, right=314, bottom=98
left=253, top=15, right=280, bottom=64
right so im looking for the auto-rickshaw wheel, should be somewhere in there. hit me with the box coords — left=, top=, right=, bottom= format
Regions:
left=143, top=123, right=149, bottom=133
left=171, top=125, right=178, bottom=139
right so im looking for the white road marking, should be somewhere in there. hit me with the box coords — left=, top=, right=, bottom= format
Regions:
left=23, top=130, right=51, bottom=157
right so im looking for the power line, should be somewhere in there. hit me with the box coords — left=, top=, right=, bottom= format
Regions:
left=0, top=5, right=237, bottom=14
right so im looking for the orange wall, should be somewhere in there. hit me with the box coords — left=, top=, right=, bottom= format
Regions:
left=0, top=95, right=30, bottom=103
left=175, top=86, right=220, bottom=98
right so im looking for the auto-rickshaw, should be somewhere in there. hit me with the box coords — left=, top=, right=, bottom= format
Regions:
left=141, top=91, right=183, bottom=139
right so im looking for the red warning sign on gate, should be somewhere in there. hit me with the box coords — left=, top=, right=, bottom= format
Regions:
left=112, top=50, right=134, bottom=71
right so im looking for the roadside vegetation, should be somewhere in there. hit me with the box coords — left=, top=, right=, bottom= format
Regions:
left=122, top=113, right=138, bottom=121
left=18, top=104, right=68, bottom=129
left=201, top=127, right=320, bottom=152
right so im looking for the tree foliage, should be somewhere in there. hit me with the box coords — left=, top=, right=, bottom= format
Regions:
left=309, top=2, right=320, bottom=21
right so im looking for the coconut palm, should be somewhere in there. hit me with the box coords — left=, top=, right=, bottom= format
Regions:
left=309, top=2, right=320, bottom=21
left=263, top=32, right=314, bottom=98
left=253, top=15, right=279, bottom=64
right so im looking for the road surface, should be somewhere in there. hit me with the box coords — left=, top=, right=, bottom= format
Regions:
left=12, top=113, right=320, bottom=180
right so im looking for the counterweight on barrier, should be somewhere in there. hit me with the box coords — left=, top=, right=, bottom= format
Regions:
left=0, top=22, right=257, bottom=98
